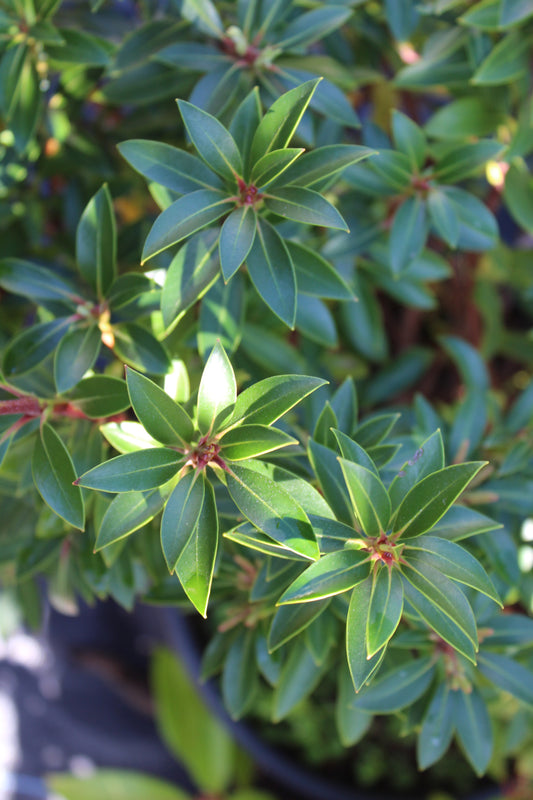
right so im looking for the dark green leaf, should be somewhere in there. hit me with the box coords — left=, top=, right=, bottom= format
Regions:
left=287, top=241, right=354, bottom=300
left=250, top=148, right=304, bottom=188
left=160, top=232, right=219, bottom=331
left=354, top=413, right=399, bottom=448
left=367, top=567, right=403, bottom=657
left=477, top=652, right=533, bottom=709
left=68, top=376, right=130, bottom=419
left=272, top=144, right=375, bottom=188
left=32, top=424, right=84, bottom=530
left=406, top=536, right=501, bottom=604
left=417, top=684, right=455, bottom=770
left=113, top=323, right=171, bottom=375
left=0, top=258, right=79, bottom=304
left=391, top=110, right=426, bottom=171
left=339, top=459, right=391, bottom=538
left=76, top=185, right=117, bottom=299
left=269, top=598, right=331, bottom=652
left=3, top=318, right=71, bottom=377
left=353, top=657, right=435, bottom=713
left=272, top=640, right=326, bottom=722
left=226, top=462, right=318, bottom=560
left=428, top=189, right=460, bottom=248
left=296, top=294, right=337, bottom=347
left=47, top=28, right=113, bottom=65
left=430, top=505, right=501, bottom=541
left=265, top=187, right=348, bottom=231
left=229, top=87, right=262, bottom=172
left=246, top=219, right=296, bottom=328
left=435, top=141, right=503, bottom=183
left=390, top=195, right=428, bottom=275
left=118, top=140, right=222, bottom=194
left=308, top=439, right=354, bottom=527
left=369, top=150, right=412, bottom=190
left=392, top=462, right=486, bottom=538
left=54, top=325, right=101, bottom=394
left=96, top=489, right=166, bottom=550
left=443, top=187, right=498, bottom=250
left=126, top=368, right=193, bottom=447
left=231, top=374, right=326, bottom=427
left=76, top=448, right=183, bottom=493
left=218, top=206, right=257, bottom=281
left=278, top=549, right=370, bottom=604
left=222, top=629, right=258, bottom=719
left=277, top=6, right=351, bottom=48
left=178, top=100, right=242, bottom=183
left=346, top=576, right=386, bottom=692
left=388, top=430, right=445, bottom=511
left=472, top=31, right=529, bottom=85
left=454, top=687, right=493, bottom=776
left=142, top=189, right=231, bottom=262
left=198, top=273, right=245, bottom=358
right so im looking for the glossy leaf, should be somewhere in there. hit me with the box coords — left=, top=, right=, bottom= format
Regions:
left=142, top=189, right=230, bottom=262
left=391, top=110, right=426, bottom=171
left=390, top=195, right=428, bottom=275
left=117, top=140, right=222, bottom=194
left=160, top=232, right=219, bottom=330
left=287, top=241, right=354, bottom=300
left=54, top=325, right=101, bottom=394
left=388, top=430, right=445, bottom=511
left=96, top=489, right=166, bottom=550
left=339, top=459, right=391, bottom=538
left=269, top=598, right=331, bottom=652
left=265, top=187, right=348, bottom=231
left=126, top=368, right=193, bottom=447
left=178, top=100, right=242, bottom=183
left=218, top=206, right=257, bottom=282
left=0, top=258, right=80, bottom=304
left=366, top=567, right=404, bottom=658
left=175, top=476, right=218, bottom=616
left=272, top=640, right=326, bottom=722
left=477, top=652, right=533, bottom=708
left=274, top=145, right=375, bottom=188
left=226, top=462, right=319, bottom=560
left=249, top=79, right=320, bottom=164
left=246, top=219, right=296, bottom=328
left=161, top=473, right=204, bottom=570
left=68, top=376, right=130, bottom=419
left=76, top=448, right=183, bottom=492
left=278, top=549, right=370, bottom=604
left=353, top=657, right=435, bottom=713
left=32, top=424, right=84, bottom=530
left=3, top=318, right=71, bottom=377
left=392, top=462, right=486, bottom=538
left=308, top=439, right=354, bottom=527
left=197, top=340, right=236, bottom=434
left=454, top=687, right=493, bottom=776
left=428, top=189, right=460, bottom=248
left=230, top=374, right=326, bottom=427
left=346, top=576, right=387, bottom=692
left=406, top=536, right=501, bottom=604
left=76, top=185, right=117, bottom=299
left=250, top=148, right=304, bottom=188
left=417, top=684, right=455, bottom=769
left=219, top=424, right=296, bottom=461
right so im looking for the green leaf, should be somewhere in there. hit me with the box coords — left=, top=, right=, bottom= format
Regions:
left=272, top=640, right=326, bottom=722
left=367, top=568, right=403, bottom=658
left=178, top=100, right=242, bottom=183
left=151, top=647, right=234, bottom=794
left=443, top=187, right=498, bottom=250
left=47, top=770, right=190, bottom=800
left=287, top=241, right=354, bottom=300
left=226, top=462, right=319, bottom=560
left=197, top=340, right=236, bottom=434
left=219, top=424, right=296, bottom=461
left=229, top=87, right=262, bottom=172
left=401, top=570, right=478, bottom=662
left=406, top=535, right=501, bottom=604
left=296, top=295, right=337, bottom=347
left=277, top=6, right=351, bottom=48
left=182, top=0, right=224, bottom=37
left=47, top=28, right=113, bottom=65
left=339, top=459, right=391, bottom=538
left=336, top=662, right=373, bottom=746
left=3, top=318, right=71, bottom=377
left=250, top=79, right=320, bottom=164
left=275, top=145, right=375, bottom=189
left=160, top=232, right=219, bottom=331
left=269, top=598, right=331, bottom=651
left=500, top=0, right=533, bottom=26
left=417, top=684, right=455, bottom=770
left=435, top=141, right=504, bottom=183
left=126, top=368, right=193, bottom=447
left=4, top=50, right=41, bottom=154
left=160, top=472, right=205, bottom=570
left=230, top=374, right=326, bottom=427
left=333, top=431, right=378, bottom=475
left=76, top=185, right=117, bottom=299
left=388, top=430, right=445, bottom=512
left=430, top=505, right=501, bottom=541
left=278, top=549, right=370, bottom=604
left=427, top=188, right=460, bottom=248
left=0, top=258, right=80, bottom=304
left=175, top=476, right=218, bottom=616
left=142, top=189, right=230, bottom=262
left=390, top=195, right=428, bottom=275
left=454, top=687, right=493, bottom=776
left=503, top=162, right=533, bottom=235
left=68, top=376, right=130, bottom=419
left=346, top=576, right=387, bottom=692
left=353, top=657, right=435, bottom=713
left=118, top=140, right=223, bottom=194
left=354, top=413, right=399, bottom=448
left=391, top=110, right=426, bottom=171
left=472, top=31, right=530, bottom=85
left=76, top=448, right=183, bottom=492
left=308, top=439, right=354, bottom=527
left=96, top=489, right=166, bottom=550
left=54, top=325, right=101, bottom=394
left=222, top=629, right=258, bottom=719
left=425, top=97, right=504, bottom=140
left=32, top=424, right=84, bottom=530
left=218, top=206, right=257, bottom=281
left=197, top=274, right=245, bottom=358
left=392, top=462, right=486, bottom=538
left=477, top=652, right=533, bottom=709
left=246, top=219, right=296, bottom=328
left=265, top=187, right=348, bottom=231
left=250, top=148, right=304, bottom=188
left=369, top=150, right=412, bottom=191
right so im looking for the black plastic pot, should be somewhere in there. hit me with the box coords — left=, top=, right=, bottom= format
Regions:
left=147, top=606, right=503, bottom=800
